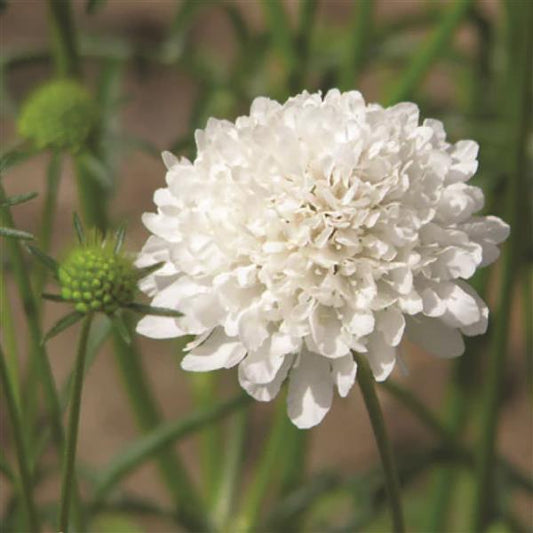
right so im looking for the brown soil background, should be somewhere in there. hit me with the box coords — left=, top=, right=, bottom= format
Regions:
left=1, top=1, right=531, bottom=532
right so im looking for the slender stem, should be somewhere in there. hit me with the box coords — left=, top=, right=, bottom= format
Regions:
left=111, top=323, right=208, bottom=532
left=0, top=345, right=40, bottom=533
left=385, top=0, right=473, bottom=105
left=354, top=353, right=405, bottom=533
left=59, top=314, right=93, bottom=532
left=0, top=270, right=20, bottom=409
left=236, top=397, right=290, bottom=533
left=212, top=408, right=248, bottom=529
left=339, top=0, right=373, bottom=91
left=190, top=372, right=220, bottom=503
left=46, top=0, right=80, bottom=77
left=471, top=1, right=531, bottom=529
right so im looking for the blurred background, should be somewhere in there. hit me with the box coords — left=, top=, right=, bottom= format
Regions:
left=1, top=1, right=531, bottom=531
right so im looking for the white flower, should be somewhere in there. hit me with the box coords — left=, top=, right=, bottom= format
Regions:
left=136, top=90, right=509, bottom=428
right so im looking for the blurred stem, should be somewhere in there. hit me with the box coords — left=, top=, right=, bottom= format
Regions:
left=59, top=314, right=93, bottom=533
left=47, top=0, right=80, bottom=77
left=236, top=396, right=291, bottom=533
left=0, top=345, right=40, bottom=533
left=470, top=1, right=532, bottom=530
left=355, top=353, right=404, bottom=533
left=385, top=0, right=473, bottom=105
left=0, top=269, right=20, bottom=409
left=290, top=0, right=319, bottom=91
left=524, top=268, right=533, bottom=397
left=0, top=184, right=86, bottom=531
left=339, top=0, right=373, bottom=91
left=111, top=323, right=208, bottom=532
left=73, top=154, right=109, bottom=232
left=0, top=183, right=63, bottom=446
left=427, top=270, right=490, bottom=531
left=212, top=408, right=248, bottom=530
left=190, top=372, right=220, bottom=504
left=25, top=152, right=63, bottom=423
left=261, top=0, right=296, bottom=95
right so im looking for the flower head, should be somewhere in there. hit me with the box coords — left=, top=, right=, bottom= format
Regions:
left=59, top=237, right=137, bottom=315
left=18, top=79, right=98, bottom=152
left=137, top=90, right=509, bottom=428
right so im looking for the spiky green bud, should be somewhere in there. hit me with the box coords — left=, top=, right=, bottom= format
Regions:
left=18, top=79, right=98, bottom=152
left=59, top=240, right=137, bottom=314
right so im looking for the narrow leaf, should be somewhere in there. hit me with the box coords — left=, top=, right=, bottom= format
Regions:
left=0, top=144, right=37, bottom=175
left=25, top=244, right=59, bottom=277
left=125, top=302, right=182, bottom=318
left=0, top=227, right=34, bottom=240
left=114, top=224, right=126, bottom=254
left=43, top=311, right=84, bottom=343
left=93, top=394, right=251, bottom=502
left=135, top=261, right=164, bottom=280
left=0, top=192, right=38, bottom=207
left=42, top=293, right=66, bottom=302
left=73, top=212, right=85, bottom=244
left=112, top=314, right=131, bottom=344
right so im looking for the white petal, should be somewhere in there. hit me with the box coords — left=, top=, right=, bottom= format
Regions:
left=332, top=355, right=357, bottom=397
left=309, top=307, right=350, bottom=358
left=347, top=310, right=375, bottom=337
left=366, top=333, right=396, bottom=381
left=287, top=350, right=334, bottom=429
left=136, top=315, right=183, bottom=339
left=376, top=307, right=405, bottom=347
left=406, top=316, right=465, bottom=358
left=239, top=354, right=294, bottom=402
left=440, top=282, right=481, bottom=328
left=181, top=329, right=246, bottom=371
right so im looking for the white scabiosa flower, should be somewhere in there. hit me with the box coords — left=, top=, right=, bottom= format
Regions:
left=136, top=90, right=509, bottom=428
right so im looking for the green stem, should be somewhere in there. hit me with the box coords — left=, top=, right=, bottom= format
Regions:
left=385, top=0, right=473, bottom=105
left=354, top=353, right=405, bottom=533
left=236, top=397, right=290, bottom=533
left=59, top=314, right=93, bottom=532
left=190, top=372, right=220, bottom=504
left=470, top=2, right=532, bottom=529
left=46, top=0, right=80, bottom=77
left=212, top=408, right=248, bottom=529
left=0, top=269, right=20, bottom=409
left=339, top=0, right=373, bottom=90
left=0, top=345, right=40, bottom=533
left=112, top=325, right=208, bottom=532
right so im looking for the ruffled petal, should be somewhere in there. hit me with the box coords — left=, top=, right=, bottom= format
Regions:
left=287, top=350, right=334, bottom=428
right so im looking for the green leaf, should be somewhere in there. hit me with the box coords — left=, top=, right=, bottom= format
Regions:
left=0, top=192, right=38, bottom=207
left=135, top=261, right=164, bottom=279
left=0, top=227, right=34, bottom=240
left=125, top=302, right=182, bottom=318
left=25, top=244, right=59, bottom=277
left=92, top=394, right=251, bottom=502
left=112, top=313, right=131, bottom=344
left=0, top=144, right=38, bottom=175
left=43, top=311, right=84, bottom=343
left=114, top=224, right=126, bottom=254
left=42, top=293, right=66, bottom=303
left=73, top=212, right=85, bottom=244
left=77, top=151, right=114, bottom=190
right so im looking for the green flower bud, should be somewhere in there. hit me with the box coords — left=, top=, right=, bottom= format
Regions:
left=59, top=240, right=137, bottom=315
left=18, top=79, right=99, bottom=152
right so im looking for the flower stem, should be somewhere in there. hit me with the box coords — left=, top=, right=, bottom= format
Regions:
left=236, top=397, right=290, bottom=533
left=46, top=0, right=80, bottom=78
left=354, top=353, right=405, bottom=533
left=59, top=314, right=93, bottom=532
left=0, top=345, right=40, bottom=533
left=111, top=324, right=208, bottom=531
left=470, top=1, right=531, bottom=529
left=385, top=0, right=473, bottom=105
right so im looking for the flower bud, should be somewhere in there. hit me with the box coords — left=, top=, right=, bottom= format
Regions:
left=59, top=242, right=137, bottom=314
left=18, top=79, right=98, bottom=152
